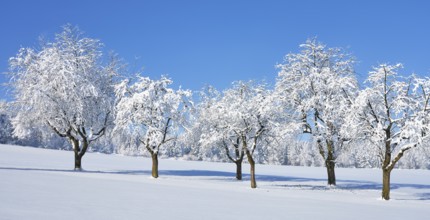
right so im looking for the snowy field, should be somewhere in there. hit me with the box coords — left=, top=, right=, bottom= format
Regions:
left=1, top=144, right=429, bottom=220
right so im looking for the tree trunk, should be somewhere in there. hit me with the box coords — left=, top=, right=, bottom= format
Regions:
left=71, top=138, right=83, bottom=170
left=246, top=151, right=257, bottom=188
left=74, top=153, right=82, bottom=170
left=382, top=168, right=392, bottom=200
left=326, top=140, right=336, bottom=186
left=151, top=152, right=159, bottom=178
left=326, top=161, right=336, bottom=186
left=68, top=131, right=90, bottom=171
left=382, top=130, right=392, bottom=200
left=249, top=158, right=256, bottom=189
left=223, top=138, right=244, bottom=181
left=326, top=159, right=336, bottom=186
left=325, top=143, right=336, bottom=186
left=235, top=159, right=243, bottom=180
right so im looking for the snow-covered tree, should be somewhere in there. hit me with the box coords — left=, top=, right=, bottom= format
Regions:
left=180, top=86, right=223, bottom=162
left=286, top=139, right=325, bottom=167
left=344, top=64, right=430, bottom=200
left=9, top=25, right=118, bottom=170
left=0, top=100, right=64, bottom=147
left=197, top=81, right=288, bottom=188
left=275, top=38, right=358, bottom=185
left=114, top=76, right=192, bottom=178
left=191, top=86, right=246, bottom=179
left=335, top=139, right=381, bottom=168
left=0, top=101, right=15, bottom=144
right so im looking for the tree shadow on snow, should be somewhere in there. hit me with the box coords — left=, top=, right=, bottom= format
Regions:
left=0, top=166, right=80, bottom=173
left=273, top=180, right=430, bottom=200
left=0, top=166, right=237, bottom=178
left=0, top=166, right=147, bottom=175
left=412, top=193, right=430, bottom=201
left=2, top=166, right=430, bottom=200
left=389, top=193, right=430, bottom=201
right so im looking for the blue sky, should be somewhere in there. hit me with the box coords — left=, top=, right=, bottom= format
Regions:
left=1, top=0, right=430, bottom=100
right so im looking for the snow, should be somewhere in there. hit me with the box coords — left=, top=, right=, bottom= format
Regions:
left=1, top=144, right=429, bottom=220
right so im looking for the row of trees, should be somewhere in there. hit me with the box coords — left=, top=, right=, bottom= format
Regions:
left=2, top=25, right=430, bottom=200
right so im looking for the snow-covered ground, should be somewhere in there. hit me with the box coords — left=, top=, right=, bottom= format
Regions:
left=1, top=144, right=429, bottom=220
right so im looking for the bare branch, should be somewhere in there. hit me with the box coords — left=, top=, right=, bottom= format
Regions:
left=46, top=120, right=69, bottom=138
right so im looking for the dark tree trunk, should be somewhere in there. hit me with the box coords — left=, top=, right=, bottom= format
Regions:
left=145, top=144, right=160, bottom=178
left=151, top=152, right=159, bottom=178
left=380, top=143, right=413, bottom=200
left=325, top=140, right=336, bottom=186
left=223, top=137, right=244, bottom=181
left=48, top=124, right=96, bottom=171
left=382, top=168, right=392, bottom=200
left=326, top=140, right=336, bottom=186
left=381, top=128, right=393, bottom=200
left=74, top=153, right=82, bottom=170
left=326, top=159, right=336, bottom=186
left=71, top=138, right=83, bottom=170
left=246, top=150, right=257, bottom=188
left=249, top=158, right=256, bottom=189
left=235, top=159, right=243, bottom=180
left=318, top=140, right=337, bottom=186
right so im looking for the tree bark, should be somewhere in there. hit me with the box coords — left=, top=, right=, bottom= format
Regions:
left=71, top=138, right=83, bottom=170
left=246, top=150, right=257, bottom=188
left=380, top=144, right=414, bottom=200
left=151, top=152, right=159, bottom=178
left=326, top=159, right=336, bottom=186
left=381, top=128, right=393, bottom=200
left=318, top=140, right=336, bottom=186
left=235, top=159, right=243, bottom=180
left=223, top=138, right=244, bottom=181
left=382, top=168, right=392, bottom=200
left=326, top=141, right=336, bottom=186
left=74, top=153, right=82, bottom=170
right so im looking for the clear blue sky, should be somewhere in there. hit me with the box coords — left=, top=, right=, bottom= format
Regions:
left=1, top=0, right=430, bottom=100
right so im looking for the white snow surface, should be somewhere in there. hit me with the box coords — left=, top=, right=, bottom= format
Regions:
left=1, top=144, right=429, bottom=220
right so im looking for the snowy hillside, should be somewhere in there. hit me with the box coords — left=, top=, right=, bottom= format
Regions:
left=1, top=144, right=429, bottom=220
